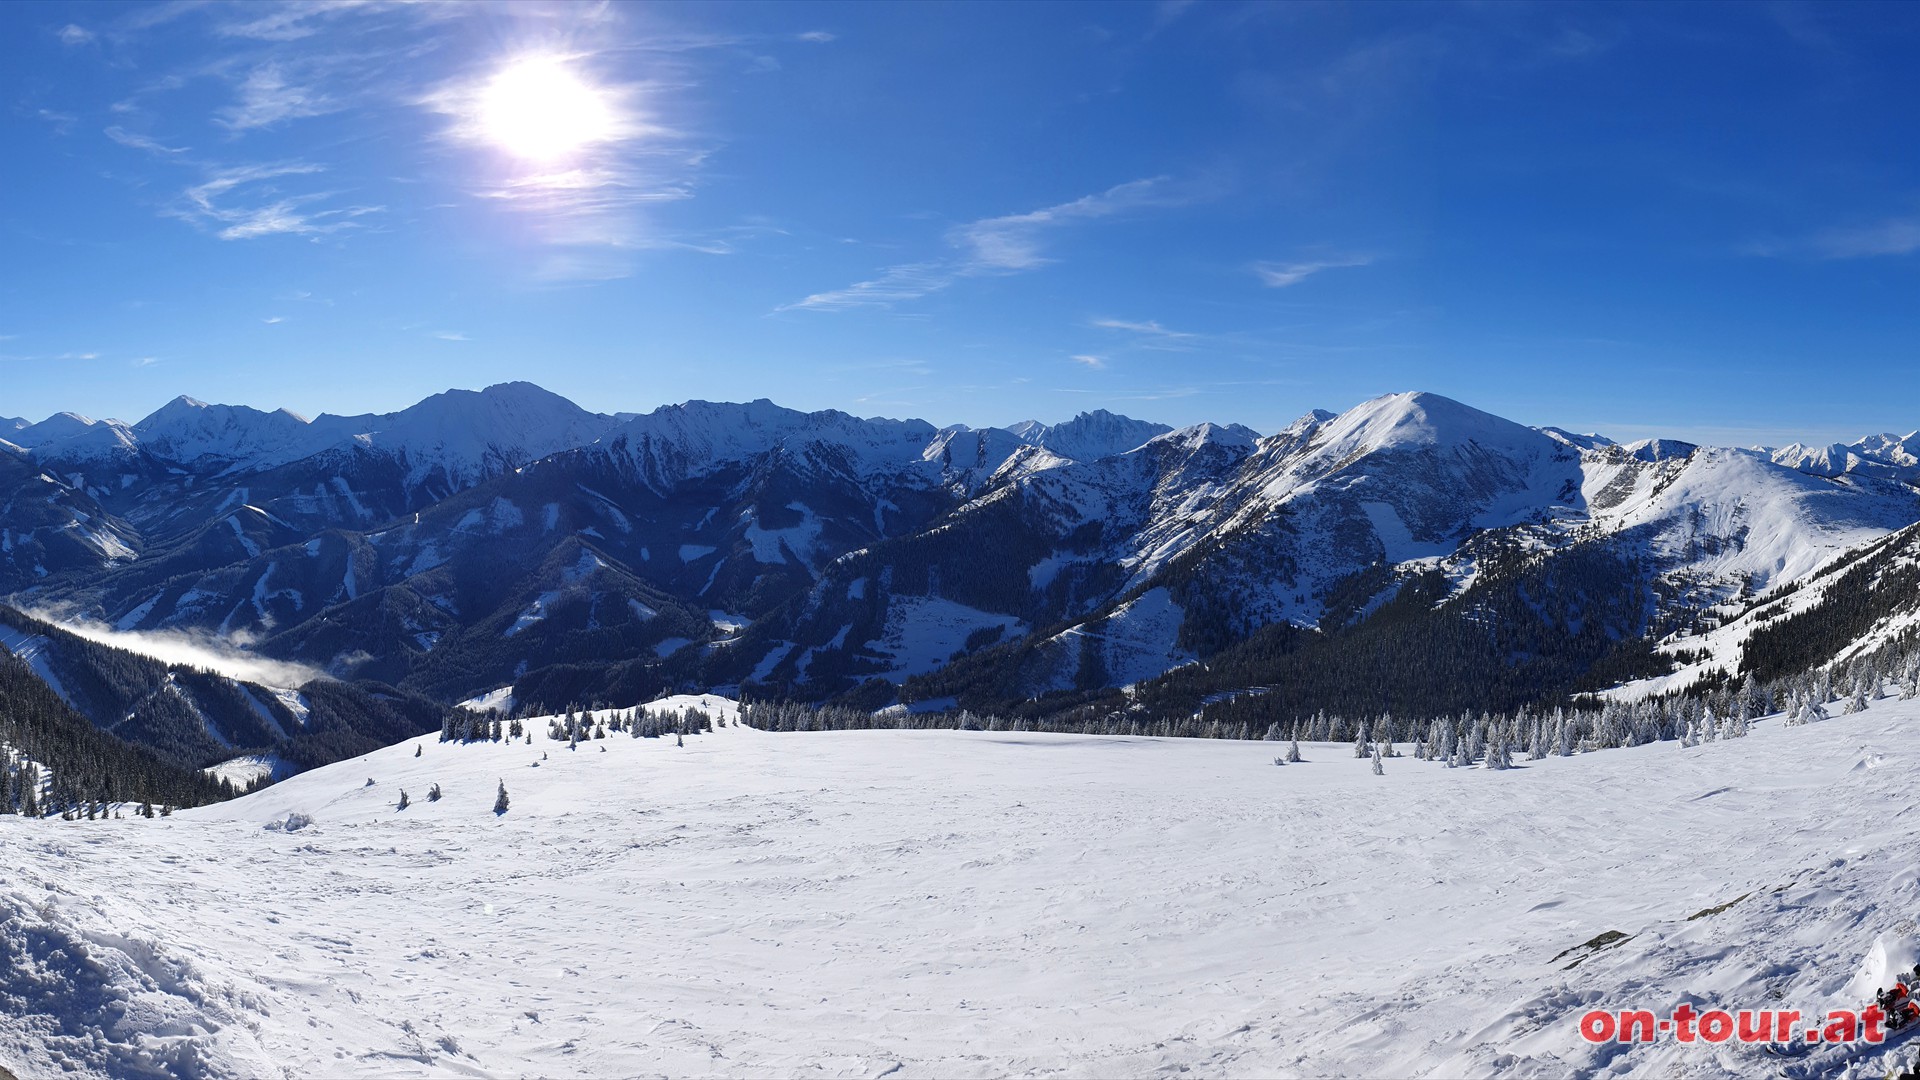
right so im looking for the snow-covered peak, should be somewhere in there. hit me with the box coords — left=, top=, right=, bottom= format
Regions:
left=1582, top=445, right=1918, bottom=592
left=1773, top=433, right=1920, bottom=480
left=1, top=417, right=26, bottom=433
left=1011, top=409, right=1173, bottom=462
left=1143, top=421, right=1262, bottom=454
left=923, top=424, right=1030, bottom=475
left=11, top=411, right=114, bottom=449
left=1305, top=391, right=1553, bottom=463
left=1538, top=426, right=1616, bottom=451
left=1852, top=431, right=1920, bottom=466
left=1617, top=437, right=1697, bottom=464
left=132, top=395, right=316, bottom=469
left=597, top=399, right=942, bottom=490
left=311, top=382, right=620, bottom=487
left=15, top=412, right=141, bottom=463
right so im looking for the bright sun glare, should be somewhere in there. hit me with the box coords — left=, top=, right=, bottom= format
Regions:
left=477, top=55, right=616, bottom=161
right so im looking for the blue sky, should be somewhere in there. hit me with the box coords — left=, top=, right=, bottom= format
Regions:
left=7, top=1, right=1920, bottom=445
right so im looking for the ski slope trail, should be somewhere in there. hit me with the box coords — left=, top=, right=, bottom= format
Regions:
left=3, top=694, right=1920, bottom=1077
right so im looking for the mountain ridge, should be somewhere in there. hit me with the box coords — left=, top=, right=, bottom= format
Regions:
left=6, top=382, right=1920, bottom=779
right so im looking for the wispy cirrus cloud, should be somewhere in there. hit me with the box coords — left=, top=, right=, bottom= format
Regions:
left=1090, top=317, right=1195, bottom=340
left=104, top=125, right=190, bottom=155
left=1806, top=217, right=1920, bottom=259
left=34, top=108, right=79, bottom=135
left=172, top=161, right=382, bottom=241
left=1743, top=214, right=1920, bottom=260
left=1252, top=254, right=1373, bottom=287
left=951, top=177, right=1173, bottom=272
left=777, top=263, right=954, bottom=313
left=0, top=350, right=102, bottom=363
left=56, top=23, right=96, bottom=47
left=218, top=64, right=339, bottom=130
left=1069, top=354, right=1107, bottom=369
left=1085, top=317, right=1203, bottom=355
left=211, top=0, right=384, bottom=43
left=783, top=177, right=1187, bottom=312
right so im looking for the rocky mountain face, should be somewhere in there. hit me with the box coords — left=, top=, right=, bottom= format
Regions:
left=6, top=383, right=1919, bottom=769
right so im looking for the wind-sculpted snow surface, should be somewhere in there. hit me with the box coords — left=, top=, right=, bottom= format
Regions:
left=0, top=879, right=273, bottom=1078
left=3, top=694, right=1920, bottom=1077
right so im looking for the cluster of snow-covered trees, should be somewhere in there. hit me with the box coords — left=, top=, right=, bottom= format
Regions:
left=439, top=703, right=719, bottom=748
left=740, top=633, right=1920, bottom=772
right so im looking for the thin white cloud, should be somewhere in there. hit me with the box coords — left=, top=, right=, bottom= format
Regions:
left=173, top=161, right=382, bottom=240
left=778, top=263, right=953, bottom=313
left=105, top=125, right=191, bottom=155
left=798, top=30, right=836, bottom=43
left=0, top=351, right=103, bottom=363
left=433, top=330, right=468, bottom=341
left=35, top=109, right=79, bottom=135
left=1069, top=354, right=1107, bottom=369
left=212, top=1, right=379, bottom=43
left=1808, top=218, right=1920, bottom=259
left=1252, top=255, right=1373, bottom=287
left=57, top=23, right=96, bottom=46
left=786, top=177, right=1183, bottom=312
left=950, top=177, right=1172, bottom=272
left=218, top=63, right=338, bottom=130
left=263, top=316, right=285, bottom=324
left=1091, top=317, right=1195, bottom=339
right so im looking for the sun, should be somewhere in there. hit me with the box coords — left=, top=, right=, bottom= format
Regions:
left=476, top=55, right=616, bottom=161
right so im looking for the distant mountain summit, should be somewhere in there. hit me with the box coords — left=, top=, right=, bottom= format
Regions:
left=1007, top=409, right=1175, bottom=461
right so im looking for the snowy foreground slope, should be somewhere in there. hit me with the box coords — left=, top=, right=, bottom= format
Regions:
left=4, top=696, right=1920, bottom=1078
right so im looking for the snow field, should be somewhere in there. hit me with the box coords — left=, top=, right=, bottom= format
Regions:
left=1, top=693, right=1919, bottom=1077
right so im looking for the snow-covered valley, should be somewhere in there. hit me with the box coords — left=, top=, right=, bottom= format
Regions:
left=4, top=694, right=1919, bottom=1078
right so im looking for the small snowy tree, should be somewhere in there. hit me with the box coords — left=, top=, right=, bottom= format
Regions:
left=493, top=780, right=510, bottom=815
left=397, top=789, right=410, bottom=810
left=1484, top=736, right=1510, bottom=770
left=414, top=745, right=422, bottom=758
left=1286, top=738, right=1303, bottom=763
left=1371, top=747, right=1384, bottom=776
left=428, top=783, right=442, bottom=802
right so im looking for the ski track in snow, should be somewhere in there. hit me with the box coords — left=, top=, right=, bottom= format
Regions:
left=3, top=695, right=1920, bottom=1077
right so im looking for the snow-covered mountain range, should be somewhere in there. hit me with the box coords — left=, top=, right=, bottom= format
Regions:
left=6, top=382, right=1920, bottom=772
